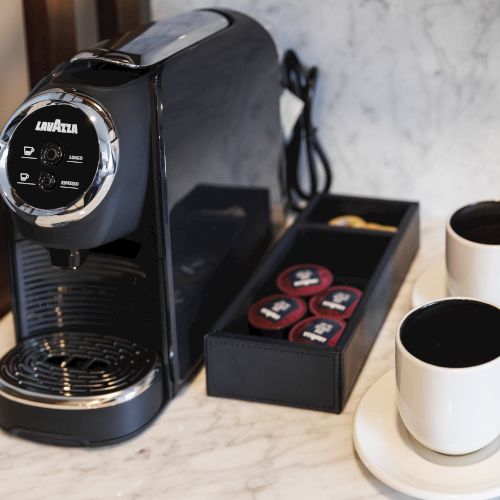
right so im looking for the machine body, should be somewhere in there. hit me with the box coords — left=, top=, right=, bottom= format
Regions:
left=0, top=10, right=281, bottom=445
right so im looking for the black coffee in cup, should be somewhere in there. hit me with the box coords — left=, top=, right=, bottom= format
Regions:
left=400, top=299, right=500, bottom=368
left=450, top=201, right=500, bottom=245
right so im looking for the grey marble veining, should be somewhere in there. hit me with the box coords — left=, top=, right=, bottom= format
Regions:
left=152, top=0, right=500, bottom=220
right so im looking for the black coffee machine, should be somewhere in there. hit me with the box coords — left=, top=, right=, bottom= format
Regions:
left=0, top=9, right=281, bottom=445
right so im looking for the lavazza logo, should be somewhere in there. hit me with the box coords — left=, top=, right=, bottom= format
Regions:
left=35, top=118, right=78, bottom=134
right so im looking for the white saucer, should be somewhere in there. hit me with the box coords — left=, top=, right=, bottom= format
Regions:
left=411, top=258, right=448, bottom=309
left=353, top=370, right=500, bottom=500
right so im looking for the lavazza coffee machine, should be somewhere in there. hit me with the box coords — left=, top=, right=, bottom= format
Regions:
left=0, top=10, right=281, bottom=445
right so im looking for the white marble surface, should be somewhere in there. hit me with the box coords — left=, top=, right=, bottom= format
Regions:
left=152, top=0, right=500, bottom=221
left=0, top=219, right=451, bottom=500
left=1, top=3, right=498, bottom=497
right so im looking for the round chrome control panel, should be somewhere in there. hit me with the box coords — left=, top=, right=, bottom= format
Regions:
left=0, top=89, right=118, bottom=227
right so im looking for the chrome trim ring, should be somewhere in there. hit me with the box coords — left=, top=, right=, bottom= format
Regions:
left=0, top=363, right=161, bottom=410
left=0, top=88, right=119, bottom=227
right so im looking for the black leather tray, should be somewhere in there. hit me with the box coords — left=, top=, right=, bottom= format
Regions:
left=204, top=193, right=419, bottom=413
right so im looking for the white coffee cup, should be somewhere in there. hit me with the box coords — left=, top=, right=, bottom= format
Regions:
left=396, top=298, right=500, bottom=455
left=447, top=200, right=500, bottom=305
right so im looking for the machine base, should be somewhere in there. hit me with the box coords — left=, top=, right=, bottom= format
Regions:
left=0, top=372, right=164, bottom=446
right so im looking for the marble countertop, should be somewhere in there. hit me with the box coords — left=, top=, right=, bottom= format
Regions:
left=0, top=220, right=444, bottom=500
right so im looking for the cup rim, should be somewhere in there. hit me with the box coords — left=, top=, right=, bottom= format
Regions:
left=396, top=297, right=500, bottom=372
left=447, top=199, right=500, bottom=249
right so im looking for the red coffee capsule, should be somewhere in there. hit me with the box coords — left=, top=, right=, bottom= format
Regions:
left=248, top=294, right=307, bottom=338
left=288, top=316, right=346, bottom=347
left=276, top=264, right=333, bottom=297
left=309, top=285, right=362, bottom=320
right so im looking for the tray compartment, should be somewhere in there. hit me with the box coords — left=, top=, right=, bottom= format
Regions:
left=205, top=194, right=419, bottom=413
left=221, top=226, right=392, bottom=338
left=303, top=193, right=409, bottom=228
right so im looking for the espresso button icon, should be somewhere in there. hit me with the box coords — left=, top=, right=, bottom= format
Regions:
left=38, top=172, right=57, bottom=191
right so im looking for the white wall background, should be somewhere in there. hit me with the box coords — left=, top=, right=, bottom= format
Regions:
left=152, top=0, right=500, bottom=220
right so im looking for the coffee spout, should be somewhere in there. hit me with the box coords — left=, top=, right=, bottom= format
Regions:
left=48, top=248, right=88, bottom=270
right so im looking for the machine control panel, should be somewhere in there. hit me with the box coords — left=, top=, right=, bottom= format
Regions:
left=6, top=104, right=100, bottom=210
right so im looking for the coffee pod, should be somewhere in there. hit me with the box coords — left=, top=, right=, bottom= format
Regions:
left=288, top=316, right=346, bottom=347
left=309, top=285, right=362, bottom=320
left=276, top=264, right=333, bottom=297
left=248, top=294, right=307, bottom=338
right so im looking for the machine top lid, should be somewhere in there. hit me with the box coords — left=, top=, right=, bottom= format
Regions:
left=72, top=10, right=230, bottom=69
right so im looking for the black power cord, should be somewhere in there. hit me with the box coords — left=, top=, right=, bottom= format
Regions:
left=281, top=49, right=332, bottom=212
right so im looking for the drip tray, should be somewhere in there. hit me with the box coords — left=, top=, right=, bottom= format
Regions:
left=0, top=332, right=159, bottom=406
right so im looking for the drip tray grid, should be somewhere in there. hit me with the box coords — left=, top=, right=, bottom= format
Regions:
left=0, top=332, right=157, bottom=398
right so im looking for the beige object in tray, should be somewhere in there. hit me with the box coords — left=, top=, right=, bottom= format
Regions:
left=327, top=215, right=397, bottom=233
